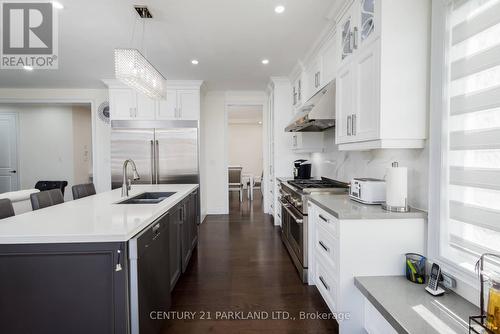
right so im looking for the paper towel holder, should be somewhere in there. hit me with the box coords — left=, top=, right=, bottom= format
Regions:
left=382, top=198, right=411, bottom=213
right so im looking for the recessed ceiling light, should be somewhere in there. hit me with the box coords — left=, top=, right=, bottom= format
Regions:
left=52, top=1, right=64, bottom=9
left=274, top=5, right=285, bottom=14
left=261, top=59, right=269, bottom=65
left=191, top=59, right=199, bottom=65
left=23, top=65, right=34, bottom=71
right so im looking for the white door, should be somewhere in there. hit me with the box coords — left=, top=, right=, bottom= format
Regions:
left=0, top=114, right=19, bottom=194
left=354, top=41, right=380, bottom=142
left=157, top=90, right=178, bottom=119
left=177, top=90, right=200, bottom=120
left=336, top=63, right=355, bottom=144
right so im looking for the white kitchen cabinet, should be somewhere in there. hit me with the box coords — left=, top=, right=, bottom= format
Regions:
left=303, top=30, right=338, bottom=101
left=135, top=92, right=156, bottom=120
left=157, top=89, right=200, bottom=121
left=109, top=88, right=137, bottom=120
left=308, top=201, right=426, bottom=333
left=335, top=0, right=429, bottom=150
left=109, top=89, right=155, bottom=120
left=157, top=90, right=178, bottom=119
left=290, top=132, right=324, bottom=153
left=177, top=90, right=200, bottom=120
left=104, top=80, right=202, bottom=122
left=353, top=40, right=380, bottom=142
left=364, top=298, right=398, bottom=334
left=319, top=33, right=338, bottom=87
left=304, top=59, right=321, bottom=101
left=291, top=73, right=304, bottom=110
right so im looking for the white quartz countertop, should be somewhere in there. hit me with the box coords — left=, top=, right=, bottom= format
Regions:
left=0, top=184, right=198, bottom=244
left=308, top=194, right=427, bottom=220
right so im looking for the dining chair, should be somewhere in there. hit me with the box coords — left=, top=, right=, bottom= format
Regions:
left=34, top=180, right=68, bottom=196
left=228, top=167, right=243, bottom=202
left=72, top=183, right=96, bottom=200
left=253, top=172, right=263, bottom=198
left=0, top=198, right=15, bottom=219
left=30, top=189, right=64, bottom=211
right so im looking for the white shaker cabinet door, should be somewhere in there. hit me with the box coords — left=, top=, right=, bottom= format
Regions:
left=135, top=92, right=156, bottom=120
left=336, top=63, right=355, bottom=145
left=157, top=90, right=178, bottom=120
left=353, top=40, right=380, bottom=142
left=177, top=90, right=200, bottom=120
left=109, top=88, right=137, bottom=120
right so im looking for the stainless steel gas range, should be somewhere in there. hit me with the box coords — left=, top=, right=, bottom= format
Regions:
left=279, top=177, right=349, bottom=283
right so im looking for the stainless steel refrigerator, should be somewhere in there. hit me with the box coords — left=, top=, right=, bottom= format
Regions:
left=111, top=120, right=199, bottom=189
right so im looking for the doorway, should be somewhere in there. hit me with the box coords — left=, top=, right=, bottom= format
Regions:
left=0, top=103, right=93, bottom=201
left=226, top=104, right=264, bottom=210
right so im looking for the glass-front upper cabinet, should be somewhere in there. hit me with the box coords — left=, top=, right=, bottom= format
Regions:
left=358, top=0, right=378, bottom=47
left=340, top=13, right=353, bottom=61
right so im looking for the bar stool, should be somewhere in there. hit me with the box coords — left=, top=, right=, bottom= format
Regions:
left=72, top=183, right=96, bottom=200
left=0, top=198, right=15, bottom=219
left=30, top=189, right=64, bottom=210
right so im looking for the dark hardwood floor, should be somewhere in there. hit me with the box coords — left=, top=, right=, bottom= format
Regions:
left=163, top=191, right=338, bottom=333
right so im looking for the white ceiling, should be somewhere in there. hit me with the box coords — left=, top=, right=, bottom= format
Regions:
left=0, top=0, right=335, bottom=90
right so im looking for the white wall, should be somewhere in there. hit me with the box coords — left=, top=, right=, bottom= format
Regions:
left=228, top=123, right=263, bottom=177
left=0, top=89, right=110, bottom=192
left=0, top=104, right=93, bottom=201
left=200, top=91, right=228, bottom=215
left=72, top=106, right=93, bottom=185
left=309, top=128, right=429, bottom=210
left=200, top=90, right=267, bottom=217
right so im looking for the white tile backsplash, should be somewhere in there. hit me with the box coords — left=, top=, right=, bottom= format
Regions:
left=309, top=129, right=429, bottom=211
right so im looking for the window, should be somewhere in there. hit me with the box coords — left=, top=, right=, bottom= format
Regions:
left=430, top=0, right=500, bottom=282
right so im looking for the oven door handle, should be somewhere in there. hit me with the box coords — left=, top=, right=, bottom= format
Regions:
left=283, top=204, right=303, bottom=224
left=278, top=199, right=290, bottom=207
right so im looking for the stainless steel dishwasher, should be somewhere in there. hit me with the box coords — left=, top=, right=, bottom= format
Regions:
left=129, top=212, right=170, bottom=334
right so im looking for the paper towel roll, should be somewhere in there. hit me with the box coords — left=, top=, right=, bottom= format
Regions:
left=386, top=163, right=408, bottom=208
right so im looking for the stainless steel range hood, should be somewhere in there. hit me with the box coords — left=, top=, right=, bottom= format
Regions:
left=285, top=81, right=335, bottom=132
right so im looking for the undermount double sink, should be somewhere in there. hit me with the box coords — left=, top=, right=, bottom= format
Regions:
left=117, top=192, right=176, bottom=204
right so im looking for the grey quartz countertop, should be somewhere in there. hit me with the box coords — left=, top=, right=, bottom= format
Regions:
left=355, top=276, right=479, bottom=334
left=308, top=194, right=427, bottom=220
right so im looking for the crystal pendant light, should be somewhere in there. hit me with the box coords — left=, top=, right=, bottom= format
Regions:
left=114, top=48, right=166, bottom=99
left=114, top=6, right=167, bottom=100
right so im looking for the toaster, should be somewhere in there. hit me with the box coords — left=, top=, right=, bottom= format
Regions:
left=349, top=178, right=386, bottom=204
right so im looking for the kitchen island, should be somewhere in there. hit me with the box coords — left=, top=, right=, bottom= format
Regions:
left=0, top=184, right=200, bottom=334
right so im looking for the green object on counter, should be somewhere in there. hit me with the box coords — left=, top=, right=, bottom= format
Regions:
left=407, top=260, right=417, bottom=281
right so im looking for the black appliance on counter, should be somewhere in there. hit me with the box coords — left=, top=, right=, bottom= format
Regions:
left=293, top=160, right=312, bottom=179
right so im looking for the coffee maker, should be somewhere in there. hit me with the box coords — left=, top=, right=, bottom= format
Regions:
left=293, top=160, right=312, bottom=179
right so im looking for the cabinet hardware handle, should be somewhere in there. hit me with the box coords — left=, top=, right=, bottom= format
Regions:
left=319, top=241, right=330, bottom=252
left=347, top=115, right=352, bottom=136
left=150, top=140, right=155, bottom=185
left=9, top=170, right=16, bottom=174
left=319, top=276, right=330, bottom=291
left=317, top=72, right=321, bottom=88
left=152, top=223, right=160, bottom=234
left=115, top=249, right=122, bottom=272
left=319, top=214, right=329, bottom=223
left=353, top=27, right=359, bottom=49
left=352, top=114, right=357, bottom=136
